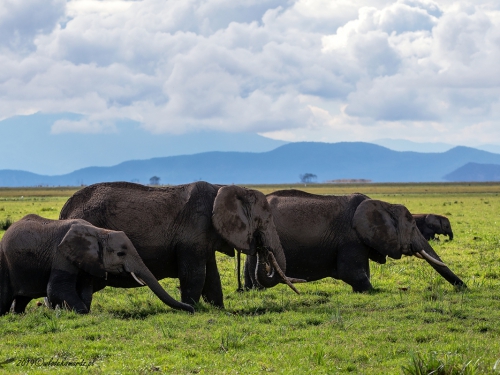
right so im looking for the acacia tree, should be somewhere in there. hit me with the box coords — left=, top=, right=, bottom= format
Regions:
left=149, top=176, right=161, bottom=185
left=299, top=173, right=317, bottom=183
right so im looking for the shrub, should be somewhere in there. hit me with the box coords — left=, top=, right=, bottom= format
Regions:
left=402, top=352, right=480, bottom=375
left=0, top=216, right=13, bottom=231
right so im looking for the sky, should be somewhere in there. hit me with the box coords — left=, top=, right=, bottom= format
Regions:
left=1, top=0, right=500, bottom=151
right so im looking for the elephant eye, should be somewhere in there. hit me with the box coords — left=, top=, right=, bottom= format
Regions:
left=117, top=251, right=126, bottom=257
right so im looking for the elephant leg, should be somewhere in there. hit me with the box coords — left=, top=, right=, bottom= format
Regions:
left=337, top=244, right=372, bottom=292
left=177, top=250, right=206, bottom=307
left=0, top=290, right=14, bottom=316
left=76, top=274, right=94, bottom=312
left=243, top=260, right=253, bottom=290
left=47, top=270, right=89, bottom=314
left=201, top=252, right=224, bottom=308
left=236, top=250, right=243, bottom=292
left=12, top=296, right=32, bottom=313
left=422, top=230, right=433, bottom=241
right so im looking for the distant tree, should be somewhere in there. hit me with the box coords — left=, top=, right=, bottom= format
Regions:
left=299, top=173, right=317, bottom=184
left=149, top=176, right=161, bottom=185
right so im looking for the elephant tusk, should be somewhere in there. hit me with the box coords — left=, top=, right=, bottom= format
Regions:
left=414, top=252, right=423, bottom=259
left=287, top=277, right=307, bottom=284
left=130, top=272, right=146, bottom=286
left=417, top=250, right=447, bottom=267
left=268, top=252, right=301, bottom=295
left=105, top=271, right=108, bottom=280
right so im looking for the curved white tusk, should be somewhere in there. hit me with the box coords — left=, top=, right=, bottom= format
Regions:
left=418, top=250, right=447, bottom=267
left=268, top=252, right=301, bottom=295
left=414, top=252, right=424, bottom=259
left=130, top=272, right=146, bottom=286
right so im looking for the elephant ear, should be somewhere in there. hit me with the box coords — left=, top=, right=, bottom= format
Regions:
left=57, top=223, right=106, bottom=278
left=425, top=214, right=440, bottom=230
left=212, top=185, right=264, bottom=254
left=352, top=200, right=402, bottom=259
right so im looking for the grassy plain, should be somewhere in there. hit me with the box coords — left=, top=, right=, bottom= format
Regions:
left=0, top=183, right=499, bottom=374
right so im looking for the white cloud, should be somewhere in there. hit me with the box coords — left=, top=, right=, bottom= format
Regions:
left=1, top=0, right=500, bottom=145
left=0, top=0, right=65, bottom=52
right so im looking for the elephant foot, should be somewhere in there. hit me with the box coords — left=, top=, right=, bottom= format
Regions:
left=349, top=279, right=373, bottom=293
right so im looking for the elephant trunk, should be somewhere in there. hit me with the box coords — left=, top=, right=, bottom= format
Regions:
left=253, top=233, right=303, bottom=294
left=413, top=236, right=466, bottom=288
left=254, top=247, right=285, bottom=289
left=125, top=262, right=195, bottom=313
left=448, top=230, right=454, bottom=241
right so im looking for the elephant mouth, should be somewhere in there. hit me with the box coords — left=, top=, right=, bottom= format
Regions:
left=256, top=247, right=304, bottom=294
left=256, top=247, right=275, bottom=278
left=264, top=261, right=275, bottom=278
left=130, top=272, right=146, bottom=286
left=121, top=265, right=147, bottom=285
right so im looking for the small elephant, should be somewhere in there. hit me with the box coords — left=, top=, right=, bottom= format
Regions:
left=244, top=190, right=466, bottom=292
left=413, top=214, right=453, bottom=241
left=0, top=214, right=194, bottom=315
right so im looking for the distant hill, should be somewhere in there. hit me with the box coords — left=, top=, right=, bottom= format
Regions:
left=373, top=138, right=455, bottom=153
left=0, top=113, right=287, bottom=175
left=373, top=138, right=500, bottom=154
left=2, top=142, right=500, bottom=186
left=444, top=162, right=500, bottom=182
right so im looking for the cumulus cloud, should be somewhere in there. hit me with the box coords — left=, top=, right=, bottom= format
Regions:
left=0, top=0, right=65, bottom=52
left=1, top=0, right=500, bottom=145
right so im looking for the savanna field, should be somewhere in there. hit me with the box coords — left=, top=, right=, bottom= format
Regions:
left=0, top=183, right=499, bottom=374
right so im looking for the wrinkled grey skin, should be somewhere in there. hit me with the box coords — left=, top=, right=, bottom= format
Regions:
left=244, top=190, right=466, bottom=292
left=59, top=181, right=289, bottom=309
left=413, top=214, right=453, bottom=241
left=0, top=214, right=193, bottom=315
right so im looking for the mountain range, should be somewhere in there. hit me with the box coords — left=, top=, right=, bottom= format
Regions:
left=2, top=142, right=500, bottom=187
left=373, top=138, right=500, bottom=154
left=0, top=113, right=286, bottom=175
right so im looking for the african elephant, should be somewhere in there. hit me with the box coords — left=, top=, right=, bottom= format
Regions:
left=0, top=214, right=193, bottom=315
left=413, top=214, right=453, bottom=241
left=244, top=190, right=466, bottom=292
left=59, top=181, right=299, bottom=310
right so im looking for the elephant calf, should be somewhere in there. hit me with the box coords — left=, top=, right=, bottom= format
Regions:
left=0, top=214, right=194, bottom=315
left=413, top=214, right=453, bottom=241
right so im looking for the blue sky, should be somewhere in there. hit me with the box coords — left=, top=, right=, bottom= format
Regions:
left=1, top=0, right=500, bottom=173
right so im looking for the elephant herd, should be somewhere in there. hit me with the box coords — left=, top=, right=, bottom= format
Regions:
left=0, top=181, right=464, bottom=316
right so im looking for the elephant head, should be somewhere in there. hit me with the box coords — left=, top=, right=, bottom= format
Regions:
left=352, top=200, right=466, bottom=288
left=58, top=223, right=195, bottom=313
left=212, top=185, right=301, bottom=293
left=423, top=214, right=453, bottom=240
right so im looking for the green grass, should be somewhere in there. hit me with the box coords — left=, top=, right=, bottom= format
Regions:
left=1, top=184, right=500, bottom=374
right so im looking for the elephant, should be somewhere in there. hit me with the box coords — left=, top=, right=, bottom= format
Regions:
left=0, top=214, right=194, bottom=315
left=244, top=190, right=466, bottom=292
left=413, top=214, right=453, bottom=241
left=59, top=181, right=299, bottom=310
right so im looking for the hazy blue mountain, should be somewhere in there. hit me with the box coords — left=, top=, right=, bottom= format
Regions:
left=0, top=170, right=50, bottom=187
left=373, top=138, right=455, bottom=153
left=373, top=138, right=500, bottom=155
left=444, top=162, right=500, bottom=182
left=475, top=144, right=500, bottom=154
left=3, top=142, right=500, bottom=186
left=0, top=113, right=287, bottom=175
